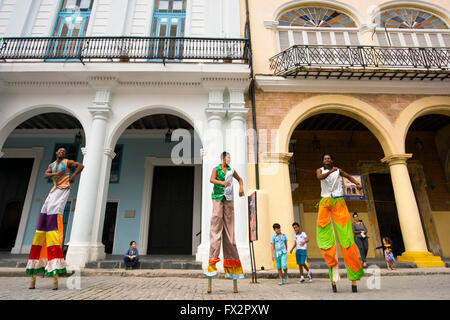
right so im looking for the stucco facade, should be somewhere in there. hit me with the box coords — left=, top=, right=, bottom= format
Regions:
left=245, top=0, right=450, bottom=269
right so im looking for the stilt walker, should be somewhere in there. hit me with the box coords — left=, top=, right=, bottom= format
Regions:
left=205, top=152, right=244, bottom=293
left=316, top=153, right=364, bottom=293
left=26, top=147, right=84, bottom=290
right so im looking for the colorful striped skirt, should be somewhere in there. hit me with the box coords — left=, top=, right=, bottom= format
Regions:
left=25, top=188, right=69, bottom=277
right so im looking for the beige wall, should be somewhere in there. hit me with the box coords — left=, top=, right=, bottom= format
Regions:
left=432, top=211, right=450, bottom=257
left=244, top=0, right=450, bottom=74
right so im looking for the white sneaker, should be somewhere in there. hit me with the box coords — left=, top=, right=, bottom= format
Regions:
left=299, top=276, right=305, bottom=283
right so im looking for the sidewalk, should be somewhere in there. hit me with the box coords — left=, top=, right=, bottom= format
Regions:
left=1, top=266, right=449, bottom=278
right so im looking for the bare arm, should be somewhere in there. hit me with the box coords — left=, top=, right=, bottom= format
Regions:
left=271, top=243, right=275, bottom=261
left=67, top=160, right=84, bottom=183
left=43, top=164, right=62, bottom=179
left=210, top=168, right=228, bottom=186
left=233, top=170, right=244, bottom=197
left=290, top=241, right=296, bottom=254
left=316, top=167, right=337, bottom=180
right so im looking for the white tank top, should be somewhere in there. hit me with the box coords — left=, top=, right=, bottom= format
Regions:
left=320, top=167, right=344, bottom=198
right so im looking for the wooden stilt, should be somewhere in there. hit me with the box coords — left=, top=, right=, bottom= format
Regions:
left=351, top=280, right=357, bottom=293
left=29, top=275, right=36, bottom=289
left=207, top=276, right=212, bottom=293
left=233, top=279, right=238, bottom=293
left=52, top=274, right=58, bottom=290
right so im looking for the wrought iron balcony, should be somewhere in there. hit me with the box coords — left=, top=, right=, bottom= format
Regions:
left=270, top=45, right=450, bottom=80
left=0, top=36, right=249, bottom=64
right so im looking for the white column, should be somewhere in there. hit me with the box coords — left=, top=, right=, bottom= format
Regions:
left=382, top=154, right=428, bottom=253
left=90, top=147, right=116, bottom=260
left=66, top=90, right=112, bottom=267
left=226, top=88, right=250, bottom=272
left=196, top=88, right=226, bottom=268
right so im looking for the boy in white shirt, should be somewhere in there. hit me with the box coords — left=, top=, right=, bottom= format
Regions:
left=290, top=222, right=312, bottom=283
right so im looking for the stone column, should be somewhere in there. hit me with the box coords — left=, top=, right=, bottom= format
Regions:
left=381, top=154, right=444, bottom=267
left=226, top=88, right=250, bottom=271
left=90, top=147, right=116, bottom=260
left=66, top=89, right=112, bottom=267
left=196, top=88, right=226, bottom=268
left=259, top=152, right=297, bottom=269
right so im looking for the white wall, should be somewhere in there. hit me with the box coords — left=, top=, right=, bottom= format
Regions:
left=0, top=0, right=15, bottom=36
left=30, top=0, right=58, bottom=37
left=0, top=0, right=242, bottom=38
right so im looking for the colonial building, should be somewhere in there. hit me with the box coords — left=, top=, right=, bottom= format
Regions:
left=0, top=0, right=252, bottom=271
left=245, top=0, right=450, bottom=269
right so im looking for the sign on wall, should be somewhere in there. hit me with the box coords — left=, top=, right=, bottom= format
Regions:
left=341, top=174, right=365, bottom=201
left=248, top=191, right=258, bottom=242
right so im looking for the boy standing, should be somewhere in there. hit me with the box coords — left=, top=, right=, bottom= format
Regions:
left=270, top=223, right=289, bottom=285
left=290, top=222, right=312, bottom=283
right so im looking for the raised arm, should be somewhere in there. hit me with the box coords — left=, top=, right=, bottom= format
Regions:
left=210, top=168, right=228, bottom=186
left=44, top=164, right=62, bottom=179
left=316, top=167, right=337, bottom=180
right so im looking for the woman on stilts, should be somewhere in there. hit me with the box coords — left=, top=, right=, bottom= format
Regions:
left=204, top=151, right=245, bottom=293
left=316, top=153, right=364, bottom=293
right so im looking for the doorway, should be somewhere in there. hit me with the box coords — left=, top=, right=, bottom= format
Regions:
left=102, top=202, right=118, bottom=254
left=370, top=173, right=405, bottom=257
left=147, top=166, right=194, bottom=254
left=0, top=158, right=34, bottom=251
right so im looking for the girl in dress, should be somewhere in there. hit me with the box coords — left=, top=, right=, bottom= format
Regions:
left=377, top=237, right=396, bottom=270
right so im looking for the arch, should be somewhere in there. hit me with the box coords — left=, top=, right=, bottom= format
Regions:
left=107, top=104, right=204, bottom=150
left=0, top=104, right=89, bottom=152
left=396, top=96, right=450, bottom=152
left=369, top=1, right=450, bottom=28
left=277, top=95, right=398, bottom=157
left=273, top=0, right=366, bottom=27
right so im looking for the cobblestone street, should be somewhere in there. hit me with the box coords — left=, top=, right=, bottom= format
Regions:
left=0, top=274, right=449, bottom=300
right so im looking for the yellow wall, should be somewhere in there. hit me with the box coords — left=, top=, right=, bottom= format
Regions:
left=432, top=211, right=450, bottom=257
left=245, top=0, right=450, bottom=74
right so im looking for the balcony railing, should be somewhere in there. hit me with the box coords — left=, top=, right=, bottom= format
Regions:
left=270, top=45, right=450, bottom=80
left=0, top=36, right=249, bottom=63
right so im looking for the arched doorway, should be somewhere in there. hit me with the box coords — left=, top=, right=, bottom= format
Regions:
left=288, top=113, right=402, bottom=259
left=405, top=114, right=450, bottom=257
left=105, top=112, right=202, bottom=257
left=1, top=112, right=85, bottom=253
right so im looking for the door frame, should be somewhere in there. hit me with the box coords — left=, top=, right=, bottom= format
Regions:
left=1, top=147, right=44, bottom=254
left=139, top=157, right=201, bottom=255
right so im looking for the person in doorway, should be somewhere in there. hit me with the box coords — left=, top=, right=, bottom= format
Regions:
left=26, top=147, right=84, bottom=290
left=316, top=153, right=364, bottom=293
left=352, top=212, right=369, bottom=268
left=290, top=222, right=312, bottom=283
left=124, top=241, right=139, bottom=270
left=271, top=223, right=289, bottom=285
left=205, top=151, right=244, bottom=293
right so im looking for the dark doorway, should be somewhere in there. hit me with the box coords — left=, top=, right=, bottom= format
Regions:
left=370, top=173, right=405, bottom=257
left=0, top=158, right=34, bottom=251
left=102, top=202, right=118, bottom=254
left=148, top=166, right=194, bottom=254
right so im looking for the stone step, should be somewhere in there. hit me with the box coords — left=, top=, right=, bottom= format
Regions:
left=85, top=260, right=203, bottom=270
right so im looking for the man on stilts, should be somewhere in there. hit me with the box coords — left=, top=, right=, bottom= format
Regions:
left=316, top=153, right=364, bottom=293
left=205, top=151, right=244, bottom=293
left=26, top=147, right=84, bottom=290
